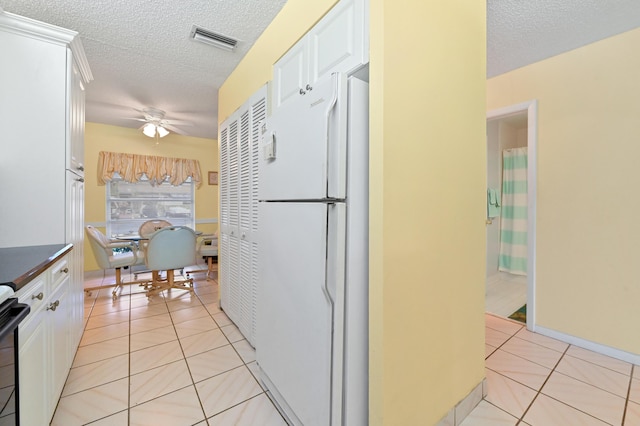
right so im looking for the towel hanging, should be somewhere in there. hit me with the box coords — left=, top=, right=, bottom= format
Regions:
left=487, top=188, right=501, bottom=218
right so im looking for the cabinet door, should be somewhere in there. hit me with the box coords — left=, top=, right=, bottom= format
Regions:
left=272, top=39, right=309, bottom=109
left=48, top=280, right=71, bottom=406
left=66, top=175, right=85, bottom=348
left=67, top=55, right=86, bottom=175
left=19, top=307, right=48, bottom=426
left=308, top=0, right=368, bottom=85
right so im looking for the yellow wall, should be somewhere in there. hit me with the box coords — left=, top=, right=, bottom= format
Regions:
left=487, top=29, right=640, bottom=354
left=487, top=28, right=640, bottom=354
left=84, top=122, right=218, bottom=271
left=370, top=1, right=486, bottom=423
left=219, top=0, right=486, bottom=424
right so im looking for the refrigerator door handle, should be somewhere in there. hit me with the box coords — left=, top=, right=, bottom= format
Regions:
left=325, top=73, right=348, bottom=199
left=324, top=202, right=346, bottom=307
left=324, top=74, right=339, bottom=197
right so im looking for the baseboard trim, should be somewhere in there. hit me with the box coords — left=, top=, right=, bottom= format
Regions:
left=436, top=378, right=486, bottom=426
left=535, top=325, right=640, bottom=365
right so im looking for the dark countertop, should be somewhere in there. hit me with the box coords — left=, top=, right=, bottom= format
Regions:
left=0, top=244, right=73, bottom=291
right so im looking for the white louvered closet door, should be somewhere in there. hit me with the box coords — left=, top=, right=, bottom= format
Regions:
left=219, top=125, right=230, bottom=309
left=238, top=110, right=252, bottom=341
left=218, top=85, right=267, bottom=347
left=249, top=94, right=266, bottom=344
left=227, top=119, right=241, bottom=319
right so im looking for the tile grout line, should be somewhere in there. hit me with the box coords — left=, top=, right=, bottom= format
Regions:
left=62, top=274, right=281, bottom=425
left=504, top=317, right=627, bottom=424
left=169, top=287, right=215, bottom=425
left=515, top=343, right=570, bottom=424
left=622, top=364, right=634, bottom=426
left=190, top=277, right=276, bottom=423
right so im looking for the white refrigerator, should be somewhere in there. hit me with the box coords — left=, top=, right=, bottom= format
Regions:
left=257, top=72, right=369, bottom=426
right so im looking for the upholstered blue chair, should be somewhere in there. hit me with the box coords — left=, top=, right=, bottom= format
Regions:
left=142, top=226, right=197, bottom=297
left=85, top=225, right=145, bottom=299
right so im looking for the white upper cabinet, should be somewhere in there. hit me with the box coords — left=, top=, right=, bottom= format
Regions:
left=272, top=0, right=368, bottom=109
left=309, top=0, right=367, bottom=82
left=0, top=10, right=92, bottom=248
left=273, top=41, right=309, bottom=108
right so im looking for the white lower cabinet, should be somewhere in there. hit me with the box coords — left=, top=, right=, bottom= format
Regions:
left=49, top=281, right=72, bottom=401
left=17, top=278, right=48, bottom=426
left=17, top=253, right=78, bottom=426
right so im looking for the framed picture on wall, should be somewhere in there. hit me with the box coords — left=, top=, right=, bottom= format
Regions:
left=208, top=171, right=218, bottom=185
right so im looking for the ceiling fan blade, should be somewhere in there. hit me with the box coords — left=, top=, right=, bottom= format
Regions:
left=163, top=123, right=188, bottom=135
left=165, top=119, right=193, bottom=126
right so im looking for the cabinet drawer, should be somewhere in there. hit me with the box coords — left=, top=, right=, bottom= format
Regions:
left=50, top=255, right=70, bottom=293
left=16, top=276, right=46, bottom=324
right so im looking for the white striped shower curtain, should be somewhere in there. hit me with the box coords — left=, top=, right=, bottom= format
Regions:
left=499, top=147, right=528, bottom=275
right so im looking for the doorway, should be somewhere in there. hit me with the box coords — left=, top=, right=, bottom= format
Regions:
left=486, top=101, right=537, bottom=330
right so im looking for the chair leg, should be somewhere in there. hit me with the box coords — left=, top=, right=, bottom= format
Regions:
left=112, top=267, right=123, bottom=300
left=144, top=269, right=193, bottom=297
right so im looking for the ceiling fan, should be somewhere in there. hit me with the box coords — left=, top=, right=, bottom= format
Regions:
left=133, top=107, right=190, bottom=141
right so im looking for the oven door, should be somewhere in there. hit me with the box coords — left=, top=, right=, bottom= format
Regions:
left=0, top=297, right=30, bottom=425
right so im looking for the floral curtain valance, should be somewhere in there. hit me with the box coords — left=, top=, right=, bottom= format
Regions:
left=97, top=151, right=202, bottom=188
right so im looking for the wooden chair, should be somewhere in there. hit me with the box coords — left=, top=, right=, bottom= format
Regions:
left=138, top=219, right=172, bottom=238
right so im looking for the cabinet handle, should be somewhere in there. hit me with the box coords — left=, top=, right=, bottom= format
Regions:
left=299, top=88, right=306, bottom=95
left=306, top=84, right=313, bottom=91
left=76, top=178, right=84, bottom=183
left=61, top=267, right=69, bottom=274
left=31, top=292, right=44, bottom=300
left=77, top=165, right=85, bottom=172
left=47, top=300, right=60, bottom=311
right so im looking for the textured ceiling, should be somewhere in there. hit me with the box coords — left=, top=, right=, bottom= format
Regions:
left=488, top=0, right=640, bottom=77
left=1, top=1, right=639, bottom=139
left=0, top=0, right=286, bottom=139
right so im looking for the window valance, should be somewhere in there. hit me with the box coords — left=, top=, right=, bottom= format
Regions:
left=97, top=151, right=202, bottom=188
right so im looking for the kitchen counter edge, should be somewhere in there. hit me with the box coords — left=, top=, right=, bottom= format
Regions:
left=0, top=244, right=73, bottom=291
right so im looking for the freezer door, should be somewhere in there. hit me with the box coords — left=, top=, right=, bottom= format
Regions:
left=257, top=201, right=346, bottom=426
left=259, top=73, right=348, bottom=201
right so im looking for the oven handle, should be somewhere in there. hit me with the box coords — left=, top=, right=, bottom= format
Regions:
left=0, top=302, right=30, bottom=341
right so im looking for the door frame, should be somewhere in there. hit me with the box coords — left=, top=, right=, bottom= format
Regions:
left=487, top=100, right=538, bottom=331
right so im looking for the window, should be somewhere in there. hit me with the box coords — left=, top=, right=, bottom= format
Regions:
left=106, top=175, right=195, bottom=237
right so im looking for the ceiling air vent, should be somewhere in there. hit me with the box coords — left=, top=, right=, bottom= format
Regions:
left=190, top=25, right=238, bottom=51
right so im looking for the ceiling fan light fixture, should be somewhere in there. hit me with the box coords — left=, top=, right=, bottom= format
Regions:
left=157, top=126, right=170, bottom=138
left=142, top=123, right=157, bottom=138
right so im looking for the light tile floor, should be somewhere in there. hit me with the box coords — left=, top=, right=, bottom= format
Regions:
left=485, top=274, right=527, bottom=318
left=463, top=313, right=639, bottom=425
left=58, top=270, right=639, bottom=425
left=52, top=270, right=287, bottom=426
